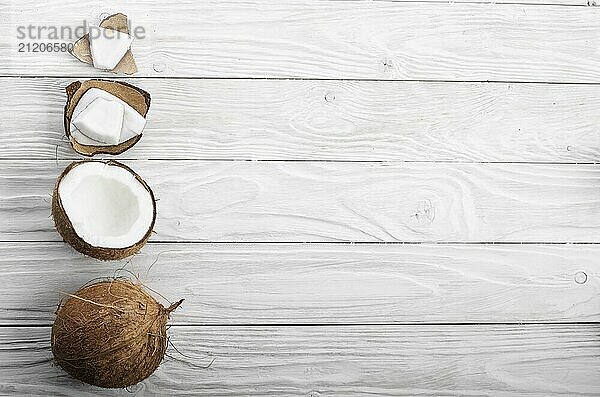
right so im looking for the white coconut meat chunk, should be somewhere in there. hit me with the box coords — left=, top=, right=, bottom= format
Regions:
left=88, top=26, right=134, bottom=70
left=73, top=97, right=124, bottom=145
left=58, top=162, right=154, bottom=249
left=71, top=88, right=147, bottom=146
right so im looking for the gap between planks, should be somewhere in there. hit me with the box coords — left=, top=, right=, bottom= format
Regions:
left=8, top=160, right=600, bottom=165
left=6, top=241, right=600, bottom=245
left=5, top=76, right=600, bottom=85
left=1, top=322, right=599, bottom=327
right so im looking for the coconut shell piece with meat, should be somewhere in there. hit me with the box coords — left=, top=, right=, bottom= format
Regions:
left=64, top=79, right=151, bottom=156
left=70, top=13, right=138, bottom=74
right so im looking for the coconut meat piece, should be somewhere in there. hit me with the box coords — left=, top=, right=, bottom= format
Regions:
left=58, top=162, right=154, bottom=248
left=71, top=88, right=147, bottom=146
left=72, top=97, right=124, bottom=145
left=88, top=26, right=134, bottom=70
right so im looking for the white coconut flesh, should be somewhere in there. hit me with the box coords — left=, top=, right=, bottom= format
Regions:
left=58, top=162, right=154, bottom=249
left=88, top=26, right=134, bottom=70
left=71, top=88, right=147, bottom=146
left=73, top=97, right=124, bottom=144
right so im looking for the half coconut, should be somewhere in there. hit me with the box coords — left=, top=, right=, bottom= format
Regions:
left=52, top=160, right=156, bottom=260
left=64, top=79, right=151, bottom=156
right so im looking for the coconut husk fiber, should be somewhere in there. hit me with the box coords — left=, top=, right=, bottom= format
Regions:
left=70, top=13, right=138, bottom=74
left=52, top=279, right=183, bottom=388
left=51, top=160, right=156, bottom=261
left=64, top=79, right=151, bottom=156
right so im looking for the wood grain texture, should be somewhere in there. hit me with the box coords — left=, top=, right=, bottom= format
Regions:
left=3, top=160, right=600, bottom=243
left=3, top=78, right=600, bottom=162
left=1, top=242, right=598, bottom=325
left=2, top=1, right=600, bottom=81
left=3, top=1, right=600, bottom=395
left=1, top=325, right=599, bottom=396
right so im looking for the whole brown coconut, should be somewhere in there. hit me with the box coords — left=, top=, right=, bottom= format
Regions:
left=51, top=280, right=182, bottom=388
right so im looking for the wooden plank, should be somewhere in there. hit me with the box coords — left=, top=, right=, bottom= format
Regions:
left=377, top=0, right=587, bottom=4
left=4, top=78, right=600, bottom=162
left=379, top=0, right=588, bottom=4
left=1, top=325, right=598, bottom=395
left=3, top=160, right=600, bottom=243
left=1, top=242, right=598, bottom=325
left=2, top=1, right=600, bottom=81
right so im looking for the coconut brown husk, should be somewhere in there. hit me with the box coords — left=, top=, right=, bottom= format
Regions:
left=52, top=279, right=183, bottom=388
left=64, top=79, right=151, bottom=156
left=70, top=13, right=138, bottom=74
left=52, top=160, right=156, bottom=261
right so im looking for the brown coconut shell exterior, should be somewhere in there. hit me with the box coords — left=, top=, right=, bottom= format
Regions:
left=64, top=79, right=151, bottom=156
left=70, top=13, right=138, bottom=75
left=52, top=280, right=182, bottom=388
left=52, top=160, right=156, bottom=261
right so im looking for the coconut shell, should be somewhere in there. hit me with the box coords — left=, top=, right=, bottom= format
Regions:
left=70, top=13, right=138, bottom=75
left=52, top=160, right=156, bottom=260
left=52, top=280, right=182, bottom=388
left=64, top=79, right=151, bottom=156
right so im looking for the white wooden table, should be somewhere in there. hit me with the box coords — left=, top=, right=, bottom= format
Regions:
left=1, top=1, right=599, bottom=395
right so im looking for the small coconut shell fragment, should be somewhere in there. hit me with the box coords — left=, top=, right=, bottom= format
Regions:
left=52, top=279, right=183, bottom=388
left=64, top=79, right=151, bottom=156
left=70, top=13, right=138, bottom=74
left=52, top=160, right=156, bottom=260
